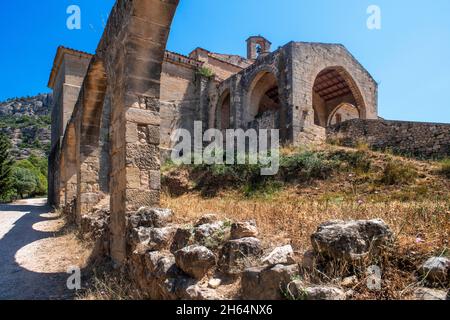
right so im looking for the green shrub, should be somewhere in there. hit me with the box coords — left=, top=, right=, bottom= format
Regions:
left=197, top=67, right=214, bottom=78
left=330, top=150, right=372, bottom=173
left=11, top=167, right=37, bottom=198
left=280, top=151, right=336, bottom=181
left=381, top=160, right=418, bottom=185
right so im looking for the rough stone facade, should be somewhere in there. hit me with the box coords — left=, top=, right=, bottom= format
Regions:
left=210, top=42, right=378, bottom=145
left=48, top=0, right=180, bottom=265
left=47, top=0, right=448, bottom=270
left=327, top=119, right=450, bottom=158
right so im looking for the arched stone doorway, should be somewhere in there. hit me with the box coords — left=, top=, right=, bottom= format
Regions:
left=328, top=102, right=360, bottom=126
left=217, top=90, right=231, bottom=130
left=312, top=67, right=365, bottom=127
left=247, top=71, right=282, bottom=130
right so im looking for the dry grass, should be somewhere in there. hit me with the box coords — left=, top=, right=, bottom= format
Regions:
left=163, top=191, right=449, bottom=254
left=162, top=191, right=449, bottom=299
left=161, top=145, right=450, bottom=299
left=76, top=264, right=143, bottom=300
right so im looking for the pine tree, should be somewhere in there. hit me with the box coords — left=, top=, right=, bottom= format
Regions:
left=0, top=133, right=14, bottom=199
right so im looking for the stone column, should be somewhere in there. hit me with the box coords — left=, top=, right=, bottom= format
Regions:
left=108, top=0, right=179, bottom=265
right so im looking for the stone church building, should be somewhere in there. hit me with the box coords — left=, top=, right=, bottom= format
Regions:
left=47, top=0, right=448, bottom=264
left=48, top=36, right=377, bottom=161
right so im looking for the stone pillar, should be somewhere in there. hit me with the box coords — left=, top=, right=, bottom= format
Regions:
left=62, top=122, right=78, bottom=213
left=108, top=0, right=179, bottom=265
left=78, top=152, right=101, bottom=217
left=75, top=60, right=107, bottom=222
left=231, top=75, right=243, bottom=129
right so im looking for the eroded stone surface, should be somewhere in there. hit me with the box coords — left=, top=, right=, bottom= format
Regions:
left=130, top=207, right=174, bottom=229
left=287, top=281, right=346, bottom=300
left=419, top=257, right=450, bottom=284
left=311, top=219, right=393, bottom=262
left=241, top=264, right=300, bottom=300
left=175, top=245, right=216, bottom=280
left=262, top=245, right=296, bottom=267
left=413, top=287, right=448, bottom=301
left=195, top=214, right=219, bottom=227
left=219, top=237, right=263, bottom=274
left=230, top=220, right=258, bottom=239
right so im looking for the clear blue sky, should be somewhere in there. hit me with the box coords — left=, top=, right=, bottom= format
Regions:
left=1, top=0, right=449, bottom=123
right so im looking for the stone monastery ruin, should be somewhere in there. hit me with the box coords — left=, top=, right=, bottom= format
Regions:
left=47, top=0, right=450, bottom=274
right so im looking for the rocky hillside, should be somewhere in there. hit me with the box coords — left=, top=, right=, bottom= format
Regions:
left=0, top=93, right=52, bottom=159
left=157, top=145, right=449, bottom=300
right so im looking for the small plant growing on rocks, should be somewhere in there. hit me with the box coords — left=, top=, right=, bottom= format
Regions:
left=197, top=67, right=214, bottom=78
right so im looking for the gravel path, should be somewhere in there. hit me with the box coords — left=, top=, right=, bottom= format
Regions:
left=0, top=199, right=87, bottom=300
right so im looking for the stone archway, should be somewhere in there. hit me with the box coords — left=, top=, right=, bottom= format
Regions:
left=312, top=66, right=366, bottom=128
left=216, top=90, right=231, bottom=130
left=246, top=71, right=282, bottom=130
left=54, top=0, right=181, bottom=264
left=327, top=102, right=360, bottom=126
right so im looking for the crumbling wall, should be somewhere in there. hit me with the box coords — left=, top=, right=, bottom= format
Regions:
left=327, top=119, right=450, bottom=158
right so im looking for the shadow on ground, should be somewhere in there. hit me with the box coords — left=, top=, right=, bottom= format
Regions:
left=0, top=199, right=82, bottom=300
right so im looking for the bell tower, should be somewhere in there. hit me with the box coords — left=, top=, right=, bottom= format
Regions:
left=246, top=36, right=272, bottom=60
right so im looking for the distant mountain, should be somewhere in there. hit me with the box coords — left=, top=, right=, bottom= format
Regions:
left=0, top=93, right=52, bottom=160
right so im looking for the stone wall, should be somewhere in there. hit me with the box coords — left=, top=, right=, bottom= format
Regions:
left=327, top=119, right=450, bottom=158
left=160, top=58, right=202, bottom=149
left=48, top=0, right=180, bottom=265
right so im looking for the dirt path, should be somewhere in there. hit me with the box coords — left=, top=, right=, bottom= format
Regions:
left=0, top=199, right=89, bottom=300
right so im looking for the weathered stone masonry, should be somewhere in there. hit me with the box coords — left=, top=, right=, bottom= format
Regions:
left=47, top=0, right=449, bottom=270
left=328, top=119, right=450, bottom=158
left=49, top=0, right=180, bottom=264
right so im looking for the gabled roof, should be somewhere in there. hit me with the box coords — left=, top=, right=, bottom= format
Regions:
left=47, top=46, right=93, bottom=89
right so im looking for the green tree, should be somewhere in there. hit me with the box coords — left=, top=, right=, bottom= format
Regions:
left=29, top=154, right=48, bottom=177
left=14, top=159, right=47, bottom=196
left=12, top=167, right=37, bottom=199
left=0, top=134, right=14, bottom=201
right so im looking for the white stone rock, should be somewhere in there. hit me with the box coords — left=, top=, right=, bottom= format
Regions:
left=208, top=278, right=222, bottom=289
left=419, top=256, right=450, bottom=283
left=413, top=287, right=448, bottom=301
left=262, top=245, right=296, bottom=266
left=311, top=219, right=393, bottom=262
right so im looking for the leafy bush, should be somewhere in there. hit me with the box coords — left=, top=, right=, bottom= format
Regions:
left=280, top=151, right=336, bottom=181
left=381, top=160, right=418, bottom=185
left=197, top=67, right=214, bottom=78
left=330, top=150, right=372, bottom=173
left=0, top=135, right=48, bottom=202
left=0, top=114, right=51, bottom=129
left=11, top=167, right=38, bottom=199
left=14, top=158, right=47, bottom=196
